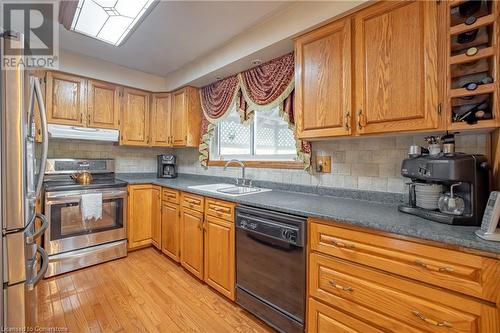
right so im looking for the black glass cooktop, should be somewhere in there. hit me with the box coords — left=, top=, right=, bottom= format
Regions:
left=43, top=174, right=127, bottom=192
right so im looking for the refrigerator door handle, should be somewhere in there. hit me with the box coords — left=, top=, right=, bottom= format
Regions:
left=25, top=213, right=48, bottom=245
left=27, top=245, right=49, bottom=291
left=30, top=76, right=48, bottom=198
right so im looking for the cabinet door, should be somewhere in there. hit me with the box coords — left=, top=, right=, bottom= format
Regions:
left=204, top=215, right=235, bottom=300
left=171, top=89, right=187, bottom=146
left=46, top=71, right=86, bottom=126
left=121, top=88, right=151, bottom=146
left=307, top=298, right=384, bottom=333
left=295, top=18, right=352, bottom=139
left=161, top=202, right=180, bottom=262
left=87, top=79, right=120, bottom=129
left=354, top=1, right=439, bottom=134
left=128, top=185, right=153, bottom=250
left=151, top=93, right=172, bottom=147
left=151, top=186, right=161, bottom=250
left=180, top=208, right=204, bottom=279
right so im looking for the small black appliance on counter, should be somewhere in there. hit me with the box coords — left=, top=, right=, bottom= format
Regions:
left=157, top=154, right=177, bottom=178
left=399, top=152, right=490, bottom=226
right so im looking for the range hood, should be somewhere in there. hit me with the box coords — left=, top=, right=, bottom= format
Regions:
left=48, top=124, right=119, bottom=142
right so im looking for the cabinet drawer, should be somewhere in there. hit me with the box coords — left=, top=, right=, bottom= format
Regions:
left=309, top=253, right=498, bottom=333
left=162, top=188, right=179, bottom=204
left=309, top=220, right=500, bottom=302
left=205, top=198, right=235, bottom=222
left=181, top=192, right=204, bottom=212
left=307, top=298, right=384, bottom=333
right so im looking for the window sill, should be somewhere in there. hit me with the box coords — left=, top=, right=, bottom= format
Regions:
left=207, top=160, right=304, bottom=170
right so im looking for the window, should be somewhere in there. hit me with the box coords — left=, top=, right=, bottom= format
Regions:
left=210, top=104, right=297, bottom=161
left=71, top=0, right=157, bottom=46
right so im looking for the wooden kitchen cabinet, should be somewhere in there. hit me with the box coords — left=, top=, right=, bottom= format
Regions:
left=295, top=17, right=352, bottom=139
left=204, top=214, right=235, bottom=301
left=127, top=185, right=160, bottom=250
left=180, top=204, right=204, bottom=279
left=151, top=93, right=173, bottom=147
left=161, top=201, right=180, bottom=262
left=354, top=0, right=439, bottom=134
left=87, top=79, right=120, bottom=129
left=120, top=87, right=151, bottom=146
left=45, top=71, right=87, bottom=126
left=308, top=219, right=500, bottom=333
left=171, top=87, right=202, bottom=147
left=151, top=186, right=162, bottom=250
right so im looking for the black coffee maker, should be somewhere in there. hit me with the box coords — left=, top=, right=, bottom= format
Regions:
left=399, top=152, right=490, bottom=226
left=157, top=155, right=177, bottom=178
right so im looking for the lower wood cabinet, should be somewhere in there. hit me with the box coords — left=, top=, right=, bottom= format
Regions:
left=204, top=215, right=235, bottom=301
left=127, top=184, right=161, bottom=250
left=180, top=206, right=205, bottom=279
left=151, top=186, right=161, bottom=249
left=161, top=201, right=180, bottom=262
left=308, top=219, right=500, bottom=333
left=307, top=298, right=383, bottom=333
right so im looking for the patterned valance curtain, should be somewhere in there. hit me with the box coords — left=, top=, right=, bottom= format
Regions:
left=198, top=52, right=311, bottom=170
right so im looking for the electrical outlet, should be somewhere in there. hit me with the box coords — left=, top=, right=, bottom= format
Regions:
left=316, top=155, right=331, bottom=173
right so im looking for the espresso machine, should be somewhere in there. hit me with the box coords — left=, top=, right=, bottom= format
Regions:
left=399, top=145, right=490, bottom=226
left=157, top=155, right=177, bottom=178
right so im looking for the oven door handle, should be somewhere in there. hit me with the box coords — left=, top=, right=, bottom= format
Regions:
left=46, top=190, right=127, bottom=202
left=27, top=245, right=49, bottom=291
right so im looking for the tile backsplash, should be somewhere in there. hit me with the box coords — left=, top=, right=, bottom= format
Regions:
left=174, top=133, right=489, bottom=194
left=48, top=133, right=489, bottom=194
left=48, top=139, right=170, bottom=173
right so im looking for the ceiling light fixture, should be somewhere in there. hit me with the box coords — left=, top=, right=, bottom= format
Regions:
left=251, top=59, right=262, bottom=65
left=70, top=0, right=158, bottom=46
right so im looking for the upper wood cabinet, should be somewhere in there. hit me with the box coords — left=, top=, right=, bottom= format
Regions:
left=171, top=87, right=202, bottom=147
left=87, top=79, right=120, bottom=129
left=151, top=93, right=173, bottom=147
left=295, top=17, right=352, bottom=139
left=46, top=71, right=87, bottom=126
left=120, top=87, right=151, bottom=146
left=354, top=0, right=439, bottom=134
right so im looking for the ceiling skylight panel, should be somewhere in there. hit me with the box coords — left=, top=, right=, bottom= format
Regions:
left=70, top=0, right=156, bottom=46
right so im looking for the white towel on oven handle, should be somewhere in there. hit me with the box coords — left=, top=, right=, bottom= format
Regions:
left=81, top=193, right=102, bottom=222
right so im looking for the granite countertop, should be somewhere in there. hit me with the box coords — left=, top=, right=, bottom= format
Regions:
left=117, top=173, right=500, bottom=255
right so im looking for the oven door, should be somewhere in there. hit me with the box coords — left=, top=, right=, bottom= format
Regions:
left=44, top=188, right=127, bottom=255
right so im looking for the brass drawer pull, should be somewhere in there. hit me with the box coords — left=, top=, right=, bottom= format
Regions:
left=438, top=266, right=454, bottom=273
left=412, top=310, right=452, bottom=328
left=331, top=239, right=355, bottom=249
left=166, top=194, right=176, bottom=198
left=329, top=280, right=353, bottom=292
left=185, top=199, right=199, bottom=205
left=210, top=205, right=229, bottom=213
left=415, top=260, right=454, bottom=273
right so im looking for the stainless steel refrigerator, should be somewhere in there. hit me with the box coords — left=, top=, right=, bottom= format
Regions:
left=1, top=31, right=49, bottom=329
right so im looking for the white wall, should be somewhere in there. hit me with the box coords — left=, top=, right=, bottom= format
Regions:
left=164, top=0, right=369, bottom=90
left=58, top=50, right=168, bottom=91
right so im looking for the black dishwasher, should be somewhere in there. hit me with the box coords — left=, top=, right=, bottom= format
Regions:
left=235, top=205, right=307, bottom=333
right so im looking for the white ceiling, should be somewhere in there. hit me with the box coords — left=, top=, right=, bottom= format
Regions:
left=59, top=1, right=289, bottom=77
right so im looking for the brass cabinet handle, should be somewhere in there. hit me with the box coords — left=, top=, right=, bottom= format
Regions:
left=415, top=260, right=454, bottom=273
left=331, top=239, right=355, bottom=249
left=166, top=193, right=176, bottom=198
left=329, top=280, right=353, bottom=292
left=345, top=111, right=350, bottom=131
left=210, top=205, right=229, bottom=213
left=412, top=310, right=452, bottom=328
left=357, top=109, right=363, bottom=129
left=185, top=199, right=199, bottom=205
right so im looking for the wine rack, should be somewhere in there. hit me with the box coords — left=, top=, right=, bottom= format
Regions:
left=446, top=0, right=499, bottom=130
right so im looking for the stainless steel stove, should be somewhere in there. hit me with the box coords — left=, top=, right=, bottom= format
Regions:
left=43, top=159, right=127, bottom=277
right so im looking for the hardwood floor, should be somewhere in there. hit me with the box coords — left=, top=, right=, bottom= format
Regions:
left=36, top=248, right=274, bottom=333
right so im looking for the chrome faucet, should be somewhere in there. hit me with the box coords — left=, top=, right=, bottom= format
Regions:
left=224, top=159, right=250, bottom=186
